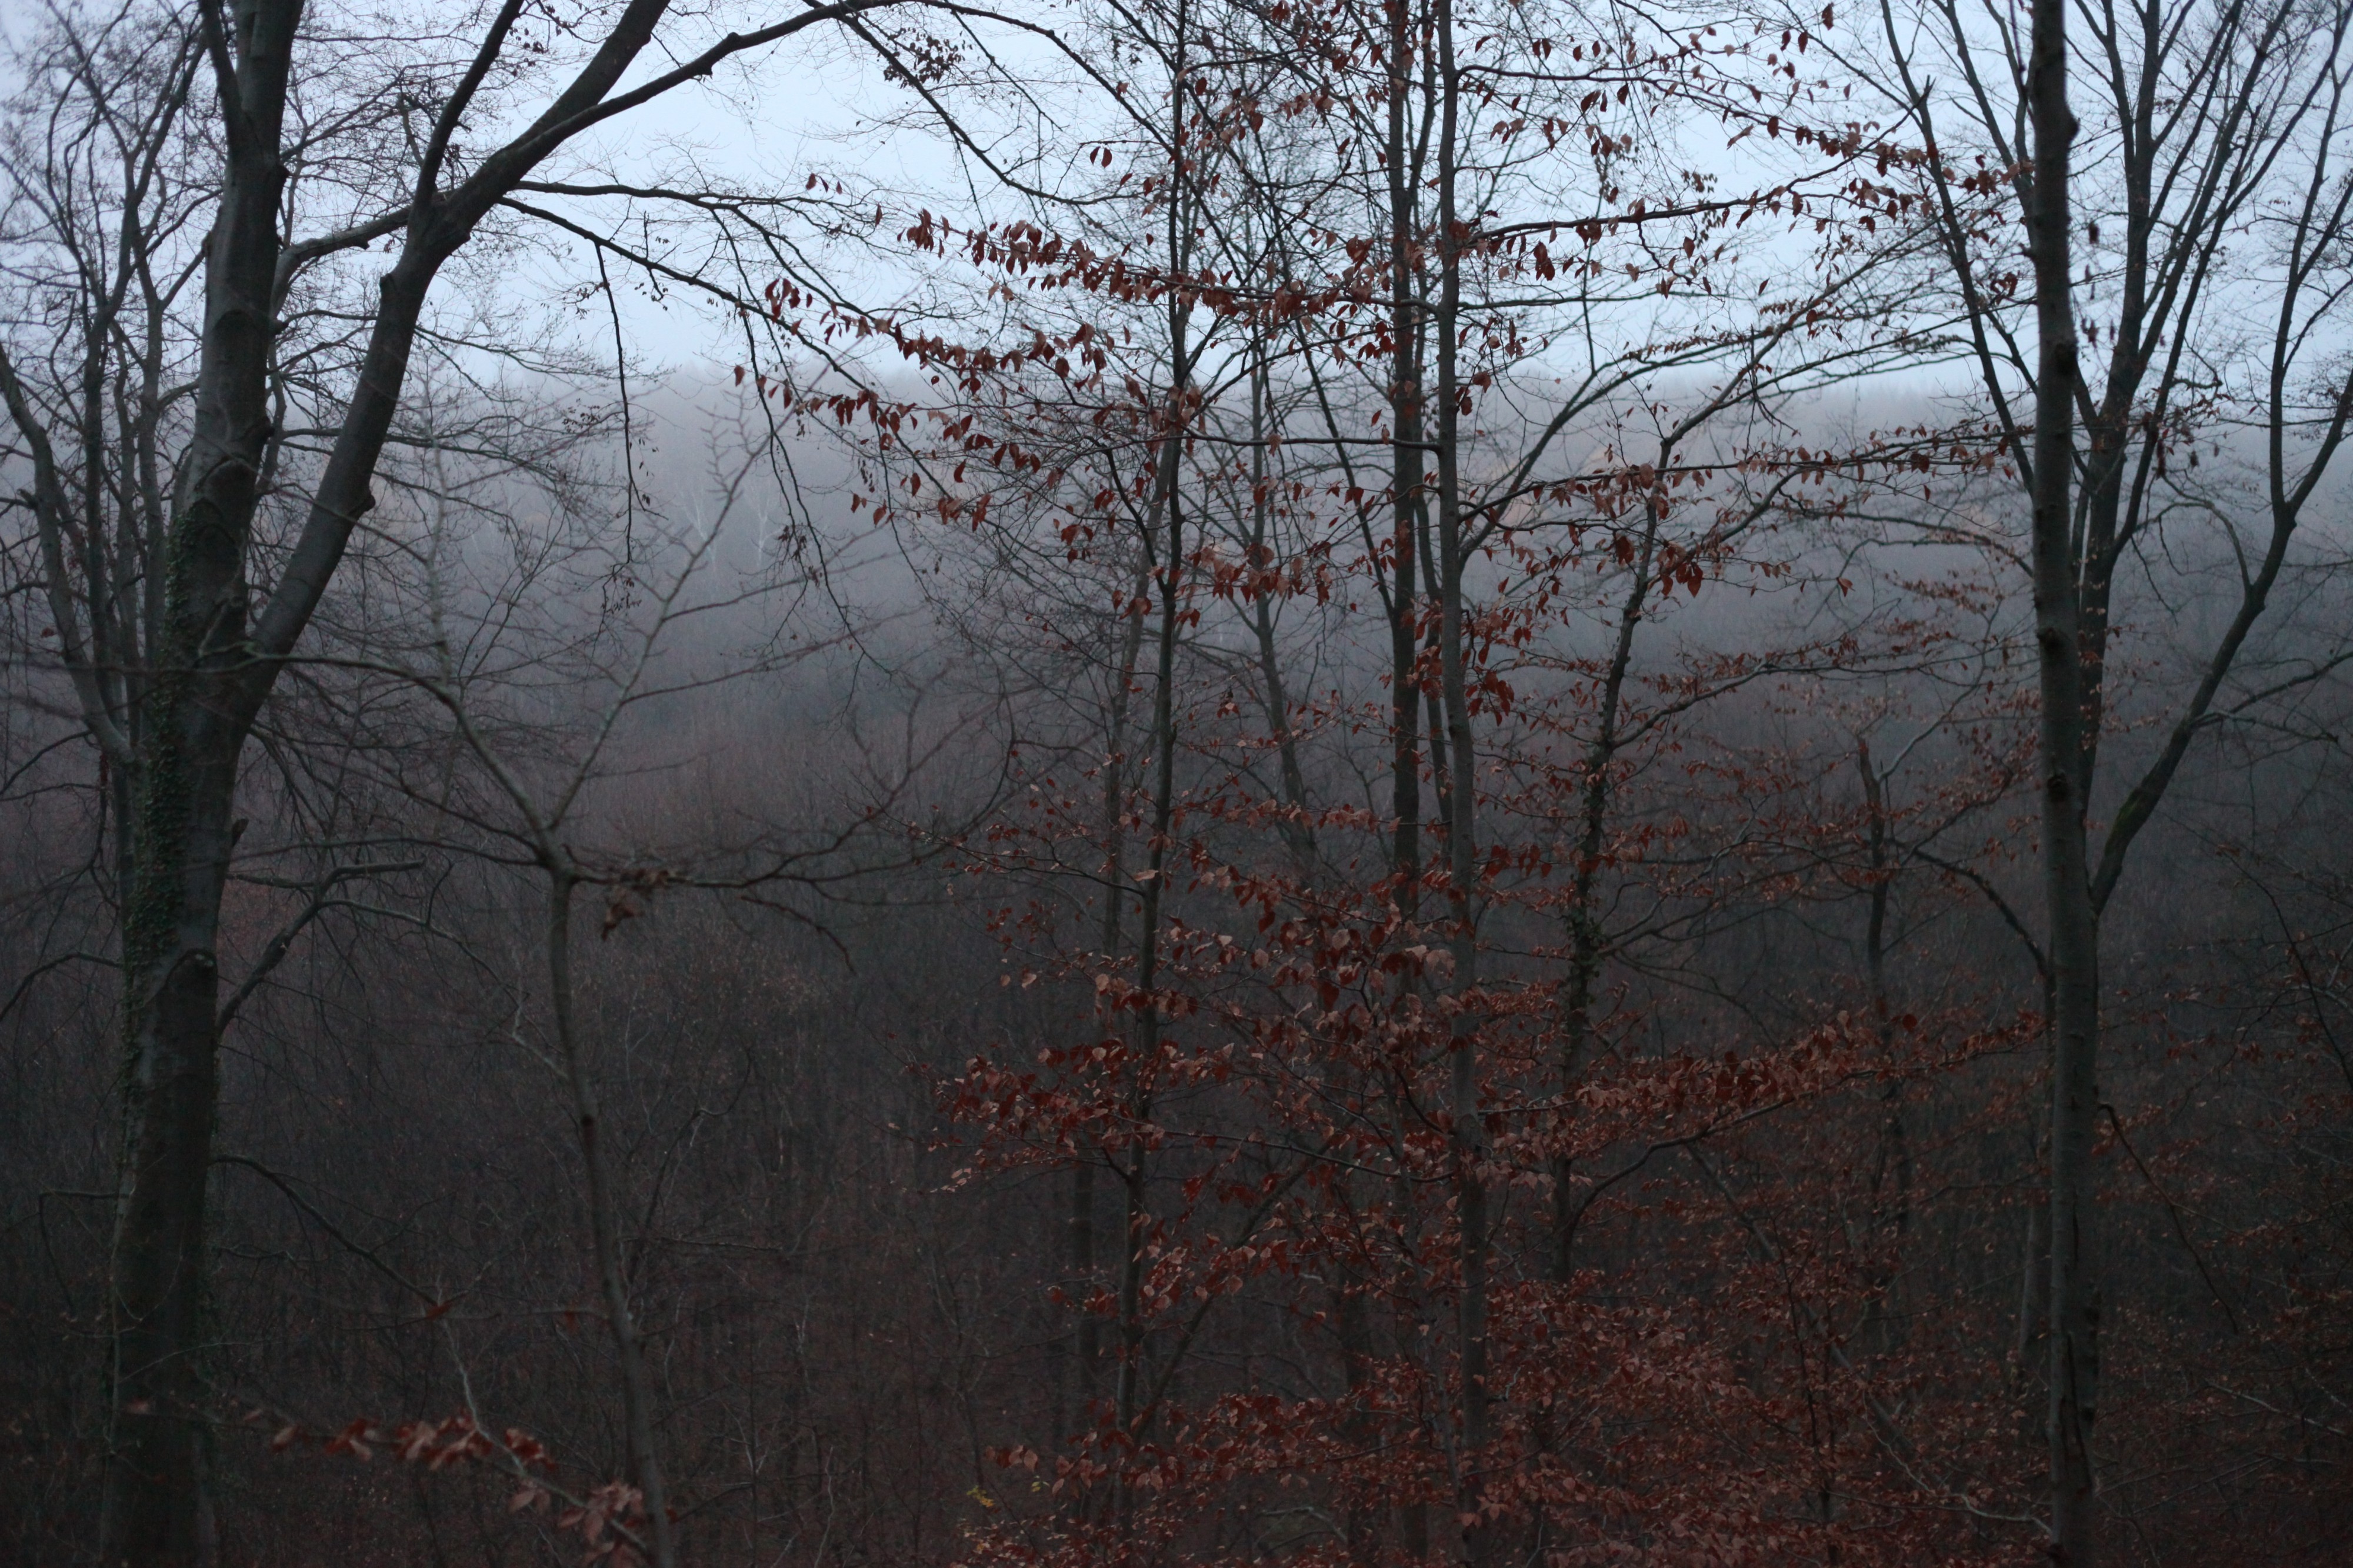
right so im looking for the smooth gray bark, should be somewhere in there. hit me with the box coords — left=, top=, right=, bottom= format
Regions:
left=2022, top=0, right=2099, bottom=1555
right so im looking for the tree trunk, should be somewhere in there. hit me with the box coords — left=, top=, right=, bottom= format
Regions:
left=104, top=748, right=235, bottom=1568
left=548, top=873, right=678, bottom=1568
left=2024, top=0, right=2100, bottom=1555
left=100, top=7, right=304, bottom=1557
left=1857, top=744, right=1913, bottom=1357
left=1063, top=559, right=1148, bottom=1436
left=1114, top=390, right=1185, bottom=1520
left=1385, top=0, right=1424, bottom=891
left=1431, top=4, right=1488, bottom=1560
left=1117, top=51, right=1193, bottom=1492
left=1551, top=493, right=1661, bottom=1281
left=1247, top=355, right=1315, bottom=868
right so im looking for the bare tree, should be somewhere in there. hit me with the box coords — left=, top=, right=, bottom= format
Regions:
left=1847, top=0, right=2353, bottom=1554
left=0, top=1, right=1011, bottom=1559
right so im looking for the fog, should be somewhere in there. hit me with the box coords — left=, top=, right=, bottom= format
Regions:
left=8, top=1, right=2353, bottom=1564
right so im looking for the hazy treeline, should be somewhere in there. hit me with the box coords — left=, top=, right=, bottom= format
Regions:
left=4, top=1, right=2352, bottom=1566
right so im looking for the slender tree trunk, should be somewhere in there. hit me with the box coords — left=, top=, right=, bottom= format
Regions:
left=1388, top=1064, right=1435, bottom=1559
left=2024, top=0, right=2100, bottom=1554
left=1334, top=1269, right=1378, bottom=1564
left=1385, top=55, right=1434, bottom=1536
left=1381, top=38, right=1432, bottom=1540
left=1431, top=5, right=1488, bottom=1560
left=1115, top=408, right=1185, bottom=1535
left=2014, top=1125, right=2049, bottom=1394
left=1248, top=351, right=1314, bottom=867
left=1550, top=495, right=1662, bottom=1281
left=1387, top=0, right=1424, bottom=891
left=547, top=872, right=677, bottom=1568
left=1419, top=508, right=1452, bottom=844
left=1064, top=558, right=1149, bottom=1436
left=1056, top=1162, right=1097, bottom=1430
left=1857, top=745, right=1912, bottom=1357
left=1117, top=42, right=1193, bottom=1495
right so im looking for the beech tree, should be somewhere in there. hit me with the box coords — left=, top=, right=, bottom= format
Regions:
left=1837, top=0, right=2353, bottom=1553
left=0, top=0, right=1002, bottom=1560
